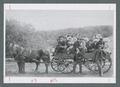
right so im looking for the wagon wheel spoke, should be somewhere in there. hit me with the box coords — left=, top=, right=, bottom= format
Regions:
left=61, top=59, right=74, bottom=74
left=89, top=63, right=99, bottom=72
left=84, top=58, right=99, bottom=73
left=85, top=52, right=112, bottom=74
left=63, top=64, right=73, bottom=73
left=51, top=62, right=59, bottom=71
left=51, top=57, right=60, bottom=72
left=58, top=65, right=65, bottom=71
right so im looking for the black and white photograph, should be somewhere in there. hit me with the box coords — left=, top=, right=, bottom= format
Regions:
left=4, top=4, right=116, bottom=83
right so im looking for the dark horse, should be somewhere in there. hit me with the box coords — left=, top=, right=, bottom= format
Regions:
left=11, top=44, right=50, bottom=73
left=23, top=49, right=50, bottom=73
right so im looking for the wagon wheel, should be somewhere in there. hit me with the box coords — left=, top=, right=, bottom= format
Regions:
left=51, top=56, right=66, bottom=72
left=51, top=57, right=60, bottom=72
left=96, top=51, right=112, bottom=74
left=102, top=55, right=112, bottom=73
left=60, top=58, right=74, bottom=74
left=84, top=52, right=112, bottom=74
left=84, top=59, right=102, bottom=73
left=84, top=58, right=99, bottom=73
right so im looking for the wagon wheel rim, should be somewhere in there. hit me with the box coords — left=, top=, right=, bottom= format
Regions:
left=61, top=58, right=74, bottom=74
left=84, top=55, right=112, bottom=74
left=51, top=57, right=60, bottom=72
left=84, top=59, right=99, bottom=73
left=102, top=57, right=112, bottom=73
left=51, top=56, right=66, bottom=72
left=58, top=64, right=66, bottom=71
left=98, top=51, right=112, bottom=73
left=96, top=53, right=112, bottom=74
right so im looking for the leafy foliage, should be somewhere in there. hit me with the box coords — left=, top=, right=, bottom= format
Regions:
left=6, top=19, right=113, bottom=58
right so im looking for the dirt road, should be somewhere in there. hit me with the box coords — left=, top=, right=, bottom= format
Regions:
left=5, top=61, right=113, bottom=77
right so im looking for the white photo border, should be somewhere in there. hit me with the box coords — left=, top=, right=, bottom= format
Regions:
left=4, top=4, right=116, bottom=83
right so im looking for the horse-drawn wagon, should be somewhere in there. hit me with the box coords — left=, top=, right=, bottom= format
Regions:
left=51, top=47, right=112, bottom=76
left=11, top=35, right=112, bottom=76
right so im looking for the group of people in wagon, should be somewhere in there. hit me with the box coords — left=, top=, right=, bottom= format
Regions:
left=55, top=33, right=106, bottom=55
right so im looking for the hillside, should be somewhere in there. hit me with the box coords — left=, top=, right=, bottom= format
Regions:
left=6, top=19, right=113, bottom=57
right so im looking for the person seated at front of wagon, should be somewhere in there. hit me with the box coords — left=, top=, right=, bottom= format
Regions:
left=55, top=35, right=67, bottom=54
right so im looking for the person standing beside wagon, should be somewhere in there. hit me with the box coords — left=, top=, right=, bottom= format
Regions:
left=73, top=37, right=84, bottom=74
left=12, top=44, right=25, bottom=73
left=93, top=34, right=106, bottom=76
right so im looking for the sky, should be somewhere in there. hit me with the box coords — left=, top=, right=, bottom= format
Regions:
left=6, top=10, right=114, bottom=31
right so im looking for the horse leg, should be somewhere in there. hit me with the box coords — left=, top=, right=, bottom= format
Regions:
left=35, top=62, right=40, bottom=71
left=79, top=61, right=82, bottom=73
left=45, top=63, right=49, bottom=74
left=21, top=61, right=25, bottom=73
left=17, top=62, right=21, bottom=73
